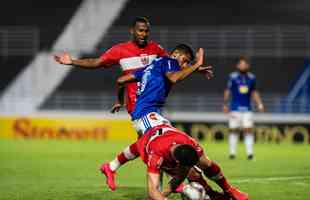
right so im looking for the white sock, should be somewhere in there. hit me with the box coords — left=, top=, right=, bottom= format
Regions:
left=109, top=146, right=137, bottom=172
left=109, top=158, right=121, bottom=172
left=244, top=133, right=254, bottom=156
left=229, top=133, right=238, bottom=155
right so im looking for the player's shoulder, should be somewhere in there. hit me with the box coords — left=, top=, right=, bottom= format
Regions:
left=159, top=57, right=179, bottom=68
left=229, top=71, right=239, bottom=79
left=247, top=72, right=256, bottom=79
left=111, top=41, right=132, bottom=49
left=148, top=40, right=164, bottom=49
left=153, top=56, right=171, bottom=64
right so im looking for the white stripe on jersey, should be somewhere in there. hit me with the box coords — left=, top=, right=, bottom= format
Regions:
left=119, top=55, right=157, bottom=71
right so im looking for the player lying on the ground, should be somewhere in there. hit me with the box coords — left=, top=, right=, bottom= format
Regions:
left=100, top=44, right=212, bottom=189
left=129, top=124, right=249, bottom=200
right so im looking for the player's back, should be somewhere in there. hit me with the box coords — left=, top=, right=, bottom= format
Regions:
left=131, top=57, right=181, bottom=120
left=228, top=71, right=256, bottom=111
left=138, top=125, right=203, bottom=175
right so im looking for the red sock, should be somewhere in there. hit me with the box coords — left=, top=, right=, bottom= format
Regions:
left=117, top=142, right=140, bottom=164
left=203, top=162, right=231, bottom=191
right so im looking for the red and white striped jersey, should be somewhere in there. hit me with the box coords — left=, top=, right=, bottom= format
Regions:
left=100, top=41, right=167, bottom=114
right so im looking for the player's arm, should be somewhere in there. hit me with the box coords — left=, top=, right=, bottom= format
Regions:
left=197, top=65, right=214, bottom=80
left=54, top=52, right=106, bottom=69
left=165, top=48, right=204, bottom=83
left=110, top=74, right=138, bottom=113
left=223, top=89, right=230, bottom=113
left=163, top=166, right=189, bottom=196
left=252, top=90, right=264, bottom=112
left=147, top=172, right=166, bottom=200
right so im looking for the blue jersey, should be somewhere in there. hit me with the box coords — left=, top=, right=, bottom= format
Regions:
left=227, top=71, right=256, bottom=111
left=131, top=57, right=181, bottom=120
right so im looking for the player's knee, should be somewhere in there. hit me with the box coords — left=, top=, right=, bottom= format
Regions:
left=188, top=168, right=203, bottom=181
left=197, top=155, right=212, bottom=170
left=243, top=128, right=253, bottom=134
left=229, top=128, right=240, bottom=133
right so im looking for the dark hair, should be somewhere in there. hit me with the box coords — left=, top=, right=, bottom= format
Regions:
left=238, top=55, right=250, bottom=64
left=173, top=144, right=199, bottom=167
left=171, top=44, right=195, bottom=61
left=131, top=16, right=150, bottom=27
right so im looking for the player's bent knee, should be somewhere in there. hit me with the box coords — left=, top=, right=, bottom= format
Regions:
left=197, top=155, right=212, bottom=169
left=229, top=128, right=240, bottom=133
left=243, top=128, right=253, bottom=134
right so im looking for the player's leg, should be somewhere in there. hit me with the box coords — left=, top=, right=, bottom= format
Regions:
left=228, top=112, right=241, bottom=159
left=100, top=116, right=147, bottom=191
left=242, top=112, right=254, bottom=160
left=187, top=166, right=227, bottom=199
left=100, top=112, right=170, bottom=191
left=144, top=112, right=171, bottom=191
left=100, top=142, right=140, bottom=191
left=197, top=154, right=249, bottom=200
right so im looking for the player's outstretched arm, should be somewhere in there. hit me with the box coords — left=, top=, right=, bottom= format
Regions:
left=252, top=90, right=265, bottom=112
left=147, top=173, right=166, bottom=200
left=166, top=48, right=204, bottom=83
left=54, top=52, right=105, bottom=69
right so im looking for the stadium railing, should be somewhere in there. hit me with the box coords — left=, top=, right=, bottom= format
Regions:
left=1, top=92, right=309, bottom=114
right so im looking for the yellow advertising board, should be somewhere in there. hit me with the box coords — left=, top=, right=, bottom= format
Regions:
left=0, top=116, right=137, bottom=141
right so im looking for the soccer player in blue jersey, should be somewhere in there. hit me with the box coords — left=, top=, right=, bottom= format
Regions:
left=223, top=56, right=264, bottom=160
left=110, top=44, right=211, bottom=135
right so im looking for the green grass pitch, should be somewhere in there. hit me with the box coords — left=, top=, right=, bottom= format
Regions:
left=0, top=139, right=309, bottom=200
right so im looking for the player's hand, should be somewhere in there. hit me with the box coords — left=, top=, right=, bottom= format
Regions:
left=198, top=65, right=214, bottom=80
left=195, top=48, right=204, bottom=67
left=257, top=104, right=265, bottom=112
left=110, top=103, right=123, bottom=113
left=54, top=52, right=73, bottom=65
left=223, top=104, right=230, bottom=113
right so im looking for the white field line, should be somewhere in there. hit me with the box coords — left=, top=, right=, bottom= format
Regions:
left=231, top=176, right=310, bottom=183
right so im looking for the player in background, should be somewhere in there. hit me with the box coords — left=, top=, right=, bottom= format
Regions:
left=223, top=56, right=264, bottom=160
left=132, top=124, right=249, bottom=200
left=101, top=44, right=213, bottom=191
left=54, top=16, right=167, bottom=114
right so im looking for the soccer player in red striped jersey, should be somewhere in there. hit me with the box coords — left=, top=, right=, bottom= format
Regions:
left=127, top=124, right=249, bottom=200
left=54, top=16, right=167, bottom=113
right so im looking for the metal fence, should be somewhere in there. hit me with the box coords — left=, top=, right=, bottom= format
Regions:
left=1, top=25, right=310, bottom=114
left=0, top=27, right=39, bottom=57
left=39, top=93, right=310, bottom=113
left=99, top=26, right=310, bottom=58
left=1, top=25, right=310, bottom=58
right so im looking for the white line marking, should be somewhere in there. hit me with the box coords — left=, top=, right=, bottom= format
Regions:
left=232, top=176, right=310, bottom=183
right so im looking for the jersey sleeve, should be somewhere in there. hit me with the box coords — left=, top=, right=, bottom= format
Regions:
left=99, top=45, right=121, bottom=67
left=162, top=58, right=181, bottom=74
left=133, top=68, right=145, bottom=82
left=147, top=153, right=163, bottom=174
left=227, top=75, right=233, bottom=90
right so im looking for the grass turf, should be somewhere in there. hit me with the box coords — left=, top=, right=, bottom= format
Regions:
left=0, top=139, right=309, bottom=200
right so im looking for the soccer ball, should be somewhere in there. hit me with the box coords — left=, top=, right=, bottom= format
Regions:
left=181, top=182, right=211, bottom=200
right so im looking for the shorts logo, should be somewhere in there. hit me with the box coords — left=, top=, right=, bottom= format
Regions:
left=149, top=113, right=158, bottom=121
left=140, top=54, right=149, bottom=66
